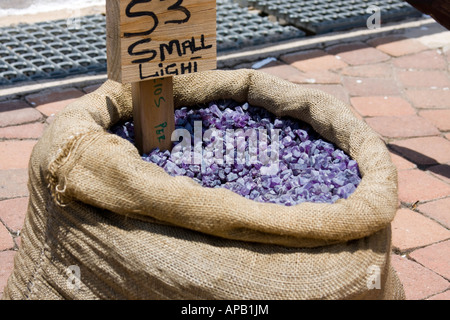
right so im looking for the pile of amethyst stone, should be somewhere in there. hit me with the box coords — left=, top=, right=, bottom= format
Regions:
left=111, top=100, right=361, bottom=206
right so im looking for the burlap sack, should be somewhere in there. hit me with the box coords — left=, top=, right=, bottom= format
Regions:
left=3, top=69, right=404, bottom=300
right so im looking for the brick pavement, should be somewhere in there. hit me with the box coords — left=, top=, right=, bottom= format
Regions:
left=0, top=22, right=449, bottom=300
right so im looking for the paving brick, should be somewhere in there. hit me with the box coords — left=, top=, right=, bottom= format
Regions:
left=0, top=122, right=46, bottom=140
left=390, top=152, right=416, bottom=171
left=0, top=140, right=36, bottom=170
left=0, top=169, right=29, bottom=200
left=397, top=170, right=450, bottom=203
left=300, top=70, right=342, bottom=84
left=0, top=198, right=28, bottom=233
left=259, top=61, right=315, bottom=83
left=25, top=88, right=84, bottom=117
left=280, top=49, right=348, bottom=72
left=365, top=115, right=440, bottom=139
left=25, top=88, right=84, bottom=106
left=392, top=208, right=450, bottom=252
left=392, top=50, right=448, bottom=70
left=405, top=88, right=450, bottom=109
left=445, top=48, right=450, bottom=67
left=427, top=289, right=450, bottom=300
left=326, top=42, right=391, bottom=66
left=0, top=100, right=43, bottom=128
left=300, top=84, right=350, bottom=105
left=396, top=70, right=450, bottom=88
left=391, top=254, right=449, bottom=300
left=0, top=222, right=14, bottom=251
left=417, top=30, right=450, bottom=50
left=409, top=240, right=450, bottom=280
left=418, top=110, right=450, bottom=131
left=417, top=197, right=450, bottom=229
left=342, top=77, right=401, bottom=97
left=367, top=36, right=429, bottom=57
left=340, top=63, right=393, bottom=78
left=35, top=98, right=81, bottom=117
left=259, top=61, right=340, bottom=84
left=0, top=250, right=16, bottom=299
left=350, top=96, right=416, bottom=117
left=428, top=165, right=450, bottom=185
left=390, top=137, right=450, bottom=166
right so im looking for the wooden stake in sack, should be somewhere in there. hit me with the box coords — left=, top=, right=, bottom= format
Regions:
left=106, top=0, right=217, bottom=154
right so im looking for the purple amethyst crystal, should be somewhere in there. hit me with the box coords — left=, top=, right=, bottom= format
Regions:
left=110, top=100, right=361, bottom=206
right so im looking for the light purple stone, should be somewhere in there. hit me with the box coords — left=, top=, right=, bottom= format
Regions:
left=110, top=99, right=362, bottom=206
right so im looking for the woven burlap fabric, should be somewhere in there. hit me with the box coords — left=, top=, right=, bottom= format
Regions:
left=3, top=69, right=404, bottom=299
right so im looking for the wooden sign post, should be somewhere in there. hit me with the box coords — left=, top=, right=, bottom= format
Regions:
left=106, top=0, right=217, bottom=154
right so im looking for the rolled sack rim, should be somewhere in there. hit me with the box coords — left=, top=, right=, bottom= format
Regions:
left=43, top=69, right=398, bottom=247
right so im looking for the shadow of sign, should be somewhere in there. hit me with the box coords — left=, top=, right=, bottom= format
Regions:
left=388, top=144, right=450, bottom=180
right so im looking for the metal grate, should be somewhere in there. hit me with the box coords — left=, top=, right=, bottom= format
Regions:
left=0, top=0, right=422, bottom=87
left=216, top=0, right=305, bottom=51
left=0, top=1, right=305, bottom=87
left=0, top=14, right=107, bottom=86
left=240, top=0, right=422, bottom=34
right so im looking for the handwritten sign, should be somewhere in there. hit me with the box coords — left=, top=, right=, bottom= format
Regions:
left=106, top=0, right=217, bottom=84
left=106, top=0, right=217, bottom=154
